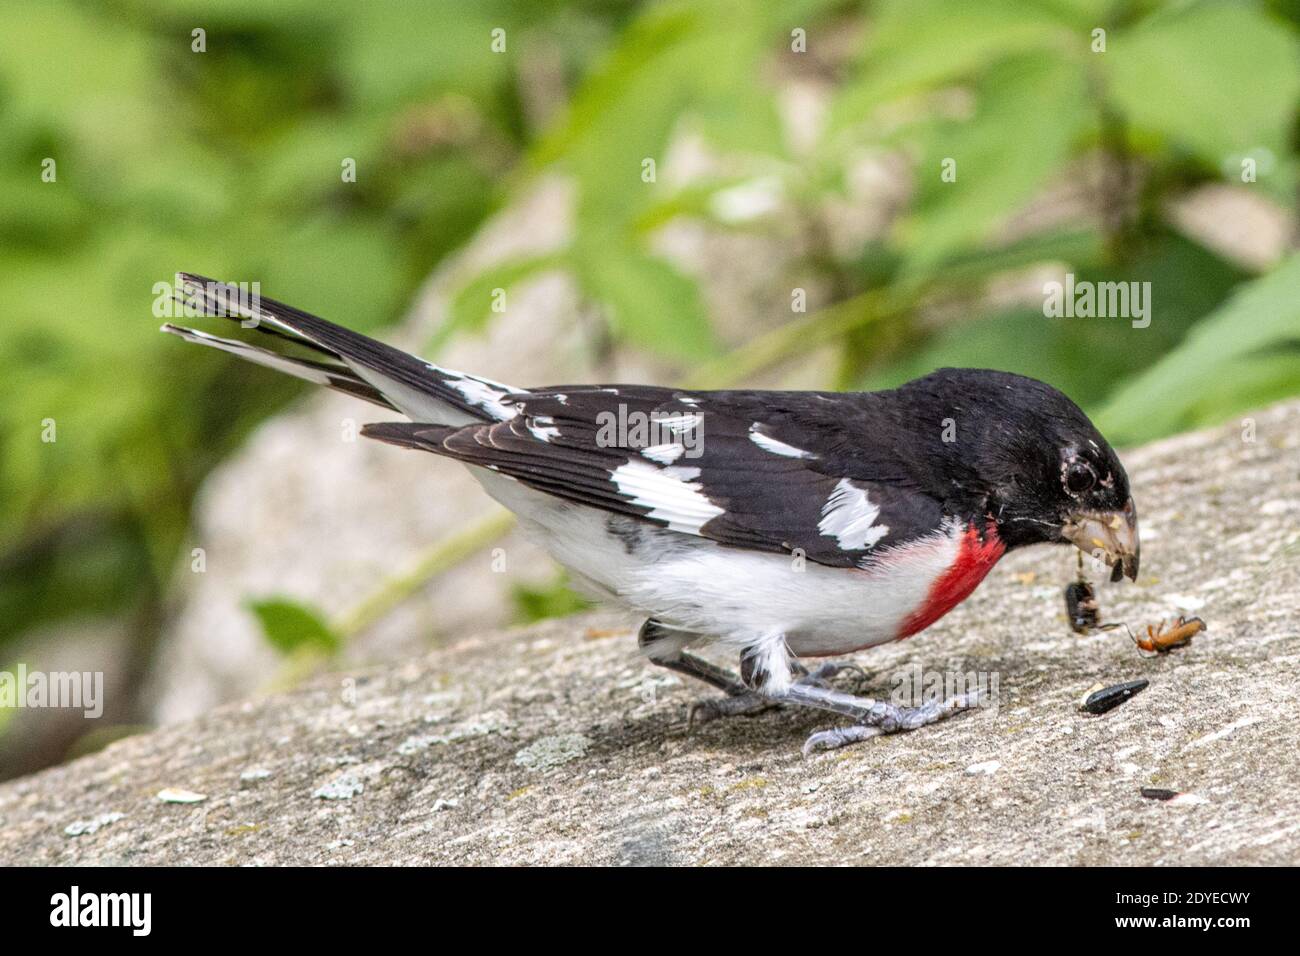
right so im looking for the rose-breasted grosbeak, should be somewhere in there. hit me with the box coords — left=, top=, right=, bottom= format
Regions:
left=165, top=274, right=1139, bottom=753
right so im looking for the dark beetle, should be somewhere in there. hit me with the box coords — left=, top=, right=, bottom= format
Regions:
left=1065, top=580, right=1102, bottom=633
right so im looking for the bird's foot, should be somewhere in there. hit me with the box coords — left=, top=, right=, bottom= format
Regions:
left=801, top=689, right=985, bottom=756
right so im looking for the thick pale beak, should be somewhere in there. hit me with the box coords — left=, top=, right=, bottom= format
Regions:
left=1062, top=498, right=1140, bottom=582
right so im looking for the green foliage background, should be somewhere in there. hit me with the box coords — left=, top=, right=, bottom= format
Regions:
left=0, top=0, right=1296, bottom=768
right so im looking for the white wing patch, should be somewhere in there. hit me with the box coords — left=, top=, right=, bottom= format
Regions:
left=527, top=416, right=561, bottom=443
left=748, top=425, right=815, bottom=459
left=819, top=478, right=889, bottom=551
left=610, top=460, right=723, bottom=534
left=655, top=413, right=704, bottom=436
left=430, top=365, right=527, bottom=421
left=346, top=362, right=528, bottom=426
left=641, top=443, right=686, bottom=464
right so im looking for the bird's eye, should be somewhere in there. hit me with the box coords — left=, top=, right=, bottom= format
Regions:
left=1066, top=461, right=1096, bottom=494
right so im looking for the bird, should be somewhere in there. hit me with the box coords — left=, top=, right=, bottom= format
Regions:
left=162, top=273, right=1140, bottom=753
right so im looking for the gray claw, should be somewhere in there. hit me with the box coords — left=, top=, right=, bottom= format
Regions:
left=801, top=689, right=985, bottom=755
left=802, top=724, right=883, bottom=755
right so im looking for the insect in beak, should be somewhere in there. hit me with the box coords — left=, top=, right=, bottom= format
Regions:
left=1062, top=497, right=1140, bottom=582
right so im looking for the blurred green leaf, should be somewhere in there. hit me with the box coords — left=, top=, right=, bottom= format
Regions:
left=865, top=232, right=1247, bottom=409
left=0, top=2, right=160, bottom=145
left=0, top=662, right=19, bottom=740
left=511, top=575, right=593, bottom=624
left=1097, top=253, right=1300, bottom=443
left=255, top=214, right=408, bottom=332
left=438, top=253, right=568, bottom=352
left=1104, top=2, right=1300, bottom=171
left=255, top=114, right=391, bottom=208
left=531, top=3, right=700, bottom=180
left=0, top=0, right=613, bottom=664
left=574, top=238, right=717, bottom=360
left=927, top=227, right=1105, bottom=290
left=829, top=0, right=1074, bottom=134
left=247, top=598, right=342, bottom=655
left=897, top=53, right=1092, bottom=279
left=1153, top=349, right=1300, bottom=434
left=339, top=1, right=523, bottom=108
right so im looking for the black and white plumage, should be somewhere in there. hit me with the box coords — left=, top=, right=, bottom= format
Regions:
left=164, top=274, right=1140, bottom=749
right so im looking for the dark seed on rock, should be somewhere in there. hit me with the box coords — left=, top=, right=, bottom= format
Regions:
left=1081, top=679, right=1150, bottom=715
left=1141, top=788, right=1179, bottom=801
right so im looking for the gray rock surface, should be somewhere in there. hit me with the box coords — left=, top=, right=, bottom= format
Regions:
left=4, top=400, right=1296, bottom=866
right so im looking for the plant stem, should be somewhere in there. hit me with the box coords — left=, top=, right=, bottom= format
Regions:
left=333, top=509, right=517, bottom=639
left=684, top=288, right=901, bottom=389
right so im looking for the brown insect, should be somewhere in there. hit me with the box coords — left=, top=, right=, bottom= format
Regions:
left=1130, top=616, right=1206, bottom=656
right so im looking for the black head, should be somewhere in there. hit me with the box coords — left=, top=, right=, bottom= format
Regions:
left=898, top=368, right=1139, bottom=581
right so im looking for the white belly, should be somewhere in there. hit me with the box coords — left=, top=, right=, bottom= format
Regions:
left=475, top=469, right=964, bottom=657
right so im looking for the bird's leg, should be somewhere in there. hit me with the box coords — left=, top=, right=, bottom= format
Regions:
left=638, top=621, right=879, bottom=731
left=790, top=683, right=985, bottom=756
left=637, top=619, right=749, bottom=695
left=639, top=620, right=786, bottom=723
left=688, top=650, right=871, bottom=727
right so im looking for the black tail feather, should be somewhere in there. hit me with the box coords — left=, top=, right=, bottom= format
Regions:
left=168, top=273, right=510, bottom=424
left=359, top=421, right=456, bottom=450
left=161, top=323, right=398, bottom=409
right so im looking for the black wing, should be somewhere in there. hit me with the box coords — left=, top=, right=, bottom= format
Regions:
left=363, top=385, right=947, bottom=569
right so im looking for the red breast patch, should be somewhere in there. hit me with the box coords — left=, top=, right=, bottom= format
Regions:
left=897, top=522, right=1005, bottom=639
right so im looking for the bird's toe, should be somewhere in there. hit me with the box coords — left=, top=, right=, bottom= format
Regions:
left=802, top=724, right=883, bottom=756
left=687, top=692, right=777, bottom=729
